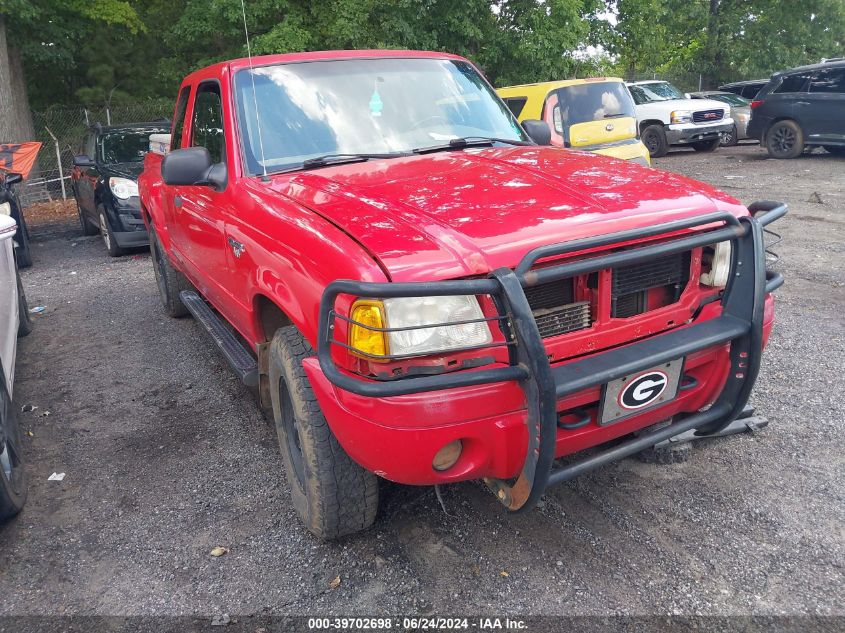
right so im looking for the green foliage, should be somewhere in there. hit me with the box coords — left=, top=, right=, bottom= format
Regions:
left=5, top=0, right=845, bottom=108
left=598, top=0, right=845, bottom=87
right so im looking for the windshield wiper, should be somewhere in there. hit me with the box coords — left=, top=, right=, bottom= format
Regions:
left=412, top=136, right=533, bottom=154
left=270, top=152, right=407, bottom=175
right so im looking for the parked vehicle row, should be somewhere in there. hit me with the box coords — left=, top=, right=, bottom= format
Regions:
left=136, top=50, right=785, bottom=539
left=0, top=212, right=31, bottom=520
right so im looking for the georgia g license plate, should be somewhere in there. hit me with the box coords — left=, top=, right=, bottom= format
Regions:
left=598, top=358, right=684, bottom=426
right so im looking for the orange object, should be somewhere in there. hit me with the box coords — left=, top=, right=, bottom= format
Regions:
left=0, top=141, right=42, bottom=179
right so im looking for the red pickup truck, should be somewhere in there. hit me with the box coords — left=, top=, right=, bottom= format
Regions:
left=138, top=50, right=785, bottom=539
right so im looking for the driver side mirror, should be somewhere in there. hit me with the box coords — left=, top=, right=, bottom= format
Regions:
left=162, top=146, right=226, bottom=191
left=4, top=172, right=22, bottom=186
left=521, top=120, right=552, bottom=146
left=73, top=155, right=95, bottom=168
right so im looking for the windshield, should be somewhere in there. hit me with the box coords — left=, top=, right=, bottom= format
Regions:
left=708, top=93, right=750, bottom=107
left=556, top=82, right=636, bottom=126
left=99, top=128, right=166, bottom=164
left=627, top=82, right=686, bottom=105
left=234, top=58, right=528, bottom=175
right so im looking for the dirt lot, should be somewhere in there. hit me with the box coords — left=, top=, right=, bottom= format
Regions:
left=1, top=144, right=843, bottom=623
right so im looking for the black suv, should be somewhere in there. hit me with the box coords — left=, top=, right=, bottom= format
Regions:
left=71, top=121, right=169, bottom=256
left=747, top=61, right=845, bottom=159
left=0, top=172, right=31, bottom=268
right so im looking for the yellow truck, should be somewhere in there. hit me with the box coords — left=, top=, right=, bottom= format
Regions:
left=498, top=77, right=651, bottom=165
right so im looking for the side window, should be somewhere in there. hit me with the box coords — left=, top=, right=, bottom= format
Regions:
left=810, top=68, right=845, bottom=94
left=775, top=73, right=811, bottom=94
left=191, top=82, right=225, bottom=164
left=171, top=86, right=191, bottom=151
left=503, top=97, right=527, bottom=118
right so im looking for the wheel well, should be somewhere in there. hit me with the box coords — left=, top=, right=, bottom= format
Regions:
left=639, top=119, right=664, bottom=133
left=254, top=295, right=293, bottom=343
left=764, top=117, right=797, bottom=139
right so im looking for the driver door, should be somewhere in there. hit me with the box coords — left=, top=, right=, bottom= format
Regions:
left=174, top=81, right=230, bottom=306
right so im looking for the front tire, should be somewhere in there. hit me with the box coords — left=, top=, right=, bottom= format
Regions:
left=692, top=137, right=721, bottom=152
left=268, top=326, right=378, bottom=539
left=16, top=270, right=32, bottom=337
left=0, top=375, right=27, bottom=521
left=149, top=226, right=190, bottom=318
left=75, top=192, right=99, bottom=236
left=98, top=205, right=124, bottom=257
left=13, top=215, right=32, bottom=269
left=766, top=120, right=804, bottom=159
left=641, top=124, right=668, bottom=158
left=721, top=125, right=739, bottom=147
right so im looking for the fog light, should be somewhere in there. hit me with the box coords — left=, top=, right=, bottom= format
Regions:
left=432, top=440, right=462, bottom=472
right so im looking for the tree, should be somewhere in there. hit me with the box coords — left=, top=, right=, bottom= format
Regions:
left=0, top=0, right=142, bottom=141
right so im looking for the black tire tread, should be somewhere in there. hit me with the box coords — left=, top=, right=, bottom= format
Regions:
left=98, top=205, right=124, bottom=257
left=641, top=124, right=668, bottom=158
left=149, top=227, right=191, bottom=318
left=270, top=326, right=378, bottom=539
left=16, top=271, right=32, bottom=337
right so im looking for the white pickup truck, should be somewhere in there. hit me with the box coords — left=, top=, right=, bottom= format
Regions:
left=627, top=80, right=734, bottom=157
left=0, top=213, right=30, bottom=519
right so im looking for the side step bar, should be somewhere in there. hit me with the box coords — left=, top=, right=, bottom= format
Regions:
left=180, top=291, right=259, bottom=387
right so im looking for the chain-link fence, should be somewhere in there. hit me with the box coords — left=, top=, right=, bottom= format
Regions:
left=23, top=100, right=173, bottom=208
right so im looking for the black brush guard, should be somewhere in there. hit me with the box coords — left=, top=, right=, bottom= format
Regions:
left=317, top=202, right=786, bottom=512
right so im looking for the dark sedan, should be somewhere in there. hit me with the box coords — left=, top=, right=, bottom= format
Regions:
left=71, top=122, right=168, bottom=256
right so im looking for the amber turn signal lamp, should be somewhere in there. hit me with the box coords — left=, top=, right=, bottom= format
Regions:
left=348, top=300, right=389, bottom=361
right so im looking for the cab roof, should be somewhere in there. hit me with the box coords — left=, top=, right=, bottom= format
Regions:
left=183, top=49, right=469, bottom=83
left=498, top=77, right=623, bottom=94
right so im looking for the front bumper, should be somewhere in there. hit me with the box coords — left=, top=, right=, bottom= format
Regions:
left=315, top=203, right=786, bottom=512
left=667, top=120, right=734, bottom=145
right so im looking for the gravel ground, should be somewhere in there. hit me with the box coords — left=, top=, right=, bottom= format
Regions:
left=1, top=144, right=843, bottom=622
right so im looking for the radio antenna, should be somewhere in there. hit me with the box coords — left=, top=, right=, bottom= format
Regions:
left=240, top=0, right=269, bottom=181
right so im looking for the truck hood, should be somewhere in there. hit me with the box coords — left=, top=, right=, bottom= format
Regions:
left=265, top=147, right=745, bottom=282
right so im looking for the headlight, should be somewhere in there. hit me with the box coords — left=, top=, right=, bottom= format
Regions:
left=700, top=242, right=732, bottom=287
left=0, top=202, right=10, bottom=216
left=109, top=177, right=138, bottom=199
left=348, top=295, right=492, bottom=360
left=670, top=110, right=692, bottom=124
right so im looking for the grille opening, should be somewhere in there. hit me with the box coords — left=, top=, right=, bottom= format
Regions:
left=612, top=252, right=691, bottom=318
left=693, top=109, right=724, bottom=123
left=524, top=277, right=592, bottom=338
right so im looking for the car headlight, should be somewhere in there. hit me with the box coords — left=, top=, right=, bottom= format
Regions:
left=109, top=177, right=138, bottom=199
left=0, top=202, right=10, bottom=216
left=700, top=242, right=732, bottom=287
left=348, top=295, right=493, bottom=360
left=670, top=110, right=692, bottom=124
